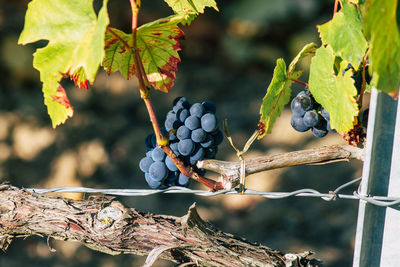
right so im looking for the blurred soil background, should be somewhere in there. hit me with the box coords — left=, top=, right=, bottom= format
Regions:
left=0, top=0, right=363, bottom=266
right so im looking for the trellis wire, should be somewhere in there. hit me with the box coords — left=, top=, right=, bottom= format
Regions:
left=3, top=177, right=399, bottom=207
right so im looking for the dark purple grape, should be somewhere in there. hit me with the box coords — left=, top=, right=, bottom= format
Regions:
left=139, top=156, right=154, bottom=173
left=312, top=120, right=328, bottom=138
left=200, top=135, right=214, bottom=148
left=290, top=115, right=310, bottom=132
left=205, top=146, right=217, bottom=159
left=201, top=113, right=217, bottom=132
left=291, top=95, right=312, bottom=116
left=165, top=156, right=178, bottom=171
left=178, top=139, right=195, bottom=156
left=303, top=110, right=321, bottom=128
left=185, top=115, right=200, bottom=130
left=190, top=103, right=205, bottom=118
left=177, top=173, right=190, bottom=186
left=151, top=146, right=166, bottom=162
left=177, top=108, right=189, bottom=123
left=321, top=108, right=330, bottom=121
left=148, top=161, right=168, bottom=182
left=177, top=125, right=191, bottom=140
left=213, top=130, right=223, bottom=146
left=202, top=101, right=216, bottom=114
left=190, top=146, right=205, bottom=162
left=145, top=173, right=162, bottom=189
left=191, top=128, right=206, bottom=143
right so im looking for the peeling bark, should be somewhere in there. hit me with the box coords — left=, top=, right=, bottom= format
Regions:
left=0, top=185, right=320, bottom=266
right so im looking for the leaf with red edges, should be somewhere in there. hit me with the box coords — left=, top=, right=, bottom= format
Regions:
left=18, top=0, right=109, bottom=127
left=103, top=14, right=188, bottom=92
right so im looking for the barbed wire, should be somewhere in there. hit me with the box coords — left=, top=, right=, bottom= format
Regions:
left=1, top=177, right=397, bottom=207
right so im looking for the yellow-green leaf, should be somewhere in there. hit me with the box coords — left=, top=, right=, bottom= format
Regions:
left=318, top=1, right=368, bottom=68
left=364, top=0, right=400, bottom=93
left=309, top=46, right=358, bottom=132
left=18, top=0, right=109, bottom=127
left=288, top=42, right=318, bottom=74
left=258, top=59, right=301, bottom=139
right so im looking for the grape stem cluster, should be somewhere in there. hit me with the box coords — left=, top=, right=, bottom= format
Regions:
left=128, top=0, right=223, bottom=191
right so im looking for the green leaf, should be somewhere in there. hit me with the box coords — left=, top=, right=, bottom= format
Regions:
left=164, top=0, right=218, bottom=15
left=318, top=1, right=368, bottom=68
left=309, top=46, right=358, bottom=133
left=364, top=0, right=400, bottom=93
left=258, top=59, right=301, bottom=139
left=18, top=0, right=109, bottom=127
left=103, top=14, right=187, bottom=93
left=288, top=42, right=318, bottom=74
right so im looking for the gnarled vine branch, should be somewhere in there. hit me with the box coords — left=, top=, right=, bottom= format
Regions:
left=0, top=186, right=320, bottom=267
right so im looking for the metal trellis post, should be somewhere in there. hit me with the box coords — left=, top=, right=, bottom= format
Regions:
left=353, top=88, right=399, bottom=266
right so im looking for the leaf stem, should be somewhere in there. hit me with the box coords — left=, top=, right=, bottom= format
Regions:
left=358, top=48, right=370, bottom=108
left=289, top=77, right=308, bottom=87
left=333, top=0, right=342, bottom=17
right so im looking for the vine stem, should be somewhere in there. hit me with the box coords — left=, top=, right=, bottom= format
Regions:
left=128, top=0, right=222, bottom=191
left=289, top=77, right=308, bottom=87
left=333, top=0, right=342, bottom=17
left=358, top=48, right=370, bottom=108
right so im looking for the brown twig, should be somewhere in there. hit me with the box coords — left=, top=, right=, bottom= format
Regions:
left=197, top=145, right=364, bottom=189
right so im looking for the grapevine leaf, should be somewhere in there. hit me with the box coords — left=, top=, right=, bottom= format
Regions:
left=103, top=28, right=135, bottom=79
left=364, top=0, right=400, bottom=93
left=103, top=14, right=186, bottom=92
left=318, top=1, right=368, bottom=68
left=309, top=46, right=358, bottom=133
left=288, top=42, right=318, bottom=74
left=164, top=0, right=218, bottom=15
left=18, top=0, right=109, bottom=127
left=258, top=59, right=301, bottom=139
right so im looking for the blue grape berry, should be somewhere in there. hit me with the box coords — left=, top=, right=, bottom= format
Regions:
left=201, top=113, right=217, bottom=132
left=177, top=108, right=189, bottom=123
left=149, top=161, right=168, bottom=181
left=151, top=146, right=166, bottom=162
left=145, top=173, right=162, bottom=189
left=185, top=115, right=200, bottom=130
left=200, top=135, right=214, bottom=148
left=303, top=110, right=320, bottom=128
left=178, top=139, right=195, bottom=156
left=312, top=120, right=328, bottom=138
left=291, top=94, right=312, bottom=116
left=165, top=156, right=178, bottom=171
left=191, top=128, right=206, bottom=143
left=177, top=125, right=191, bottom=140
left=190, top=103, right=205, bottom=118
left=177, top=173, right=190, bottom=186
left=291, top=115, right=310, bottom=132
left=139, top=157, right=154, bottom=173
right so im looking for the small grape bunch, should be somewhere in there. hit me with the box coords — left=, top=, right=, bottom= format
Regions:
left=290, top=89, right=335, bottom=138
left=139, top=97, right=223, bottom=188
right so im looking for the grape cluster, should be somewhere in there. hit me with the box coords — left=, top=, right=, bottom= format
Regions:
left=139, top=97, right=222, bottom=188
left=290, top=89, right=336, bottom=138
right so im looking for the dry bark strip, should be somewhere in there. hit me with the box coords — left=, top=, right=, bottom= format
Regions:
left=197, top=145, right=364, bottom=188
left=0, top=185, right=320, bottom=266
